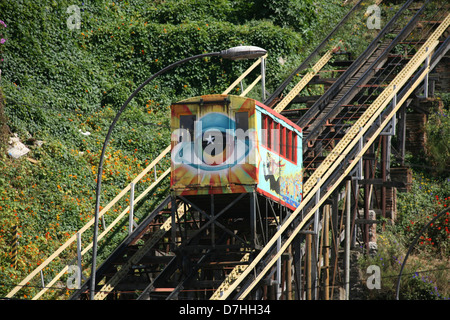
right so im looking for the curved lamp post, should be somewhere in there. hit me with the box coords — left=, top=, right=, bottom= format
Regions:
left=90, top=45, right=267, bottom=299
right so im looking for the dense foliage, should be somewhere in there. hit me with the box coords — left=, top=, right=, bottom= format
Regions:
left=425, top=104, right=450, bottom=174
left=0, top=0, right=348, bottom=299
left=0, top=0, right=447, bottom=300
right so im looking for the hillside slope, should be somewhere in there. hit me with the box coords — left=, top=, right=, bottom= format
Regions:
left=1, top=0, right=447, bottom=300
left=0, top=0, right=347, bottom=299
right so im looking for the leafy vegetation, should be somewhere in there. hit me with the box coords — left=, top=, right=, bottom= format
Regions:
left=0, top=0, right=448, bottom=300
left=425, top=103, right=450, bottom=174
left=0, top=0, right=348, bottom=299
left=358, top=174, right=449, bottom=300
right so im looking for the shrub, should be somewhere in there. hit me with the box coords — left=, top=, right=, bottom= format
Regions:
left=396, top=173, right=450, bottom=257
left=0, top=0, right=350, bottom=298
left=425, top=108, right=450, bottom=174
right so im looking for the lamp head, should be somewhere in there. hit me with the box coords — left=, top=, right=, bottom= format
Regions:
left=220, top=45, right=267, bottom=60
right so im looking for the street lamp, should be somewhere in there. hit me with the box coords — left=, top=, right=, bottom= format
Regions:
left=90, top=45, right=267, bottom=299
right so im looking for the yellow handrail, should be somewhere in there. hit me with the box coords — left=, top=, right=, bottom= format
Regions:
left=31, top=169, right=170, bottom=300
left=211, top=13, right=449, bottom=300
left=209, top=253, right=250, bottom=300
left=222, top=55, right=267, bottom=95
left=93, top=201, right=188, bottom=300
left=238, top=60, right=433, bottom=300
left=7, top=54, right=267, bottom=299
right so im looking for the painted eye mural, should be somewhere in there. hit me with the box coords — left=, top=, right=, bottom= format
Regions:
left=170, top=94, right=303, bottom=210
left=172, top=112, right=251, bottom=171
left=171, top=95, right=258, bottom=195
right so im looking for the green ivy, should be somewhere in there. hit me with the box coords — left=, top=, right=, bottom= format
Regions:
left=0, top=0, right=352, bottom=299
left=425, top=108, right=450, bottom=174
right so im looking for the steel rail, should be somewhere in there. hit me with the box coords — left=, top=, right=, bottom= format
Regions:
left=241, top=18, right=450, bottom=297
left=301, top=0, right=434, bottom=153
left=264, top=0, right=365, bottom=106
left=211, top=13, right=449, bottom=299
left=302, top=1, right=444, bottom=176
left=273, top=47, right=337, bottom=114
left=93, top=202, right=187, bottom=300
left=6, top=149, right=170, bottom=299
left=238, top=63, right=432, bottom=300
left=6, top=53, right=266, bottom=300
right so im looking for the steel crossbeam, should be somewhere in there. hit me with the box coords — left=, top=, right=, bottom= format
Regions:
left=209, top=253, right=250, bottom=300
left=237, top=63, right=432, bottom=300
left=210, top=13, right=449, bottom=300
left=94, top=204, right=188, bottom=300
left=273, top=48, right=335, bottom=113
left=6, top=53, right=265, bottom=300
left=302, top=13, right=449, bottom=195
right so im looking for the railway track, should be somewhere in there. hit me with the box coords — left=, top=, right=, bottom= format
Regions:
left=6, top=0, right=449, bottom=301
